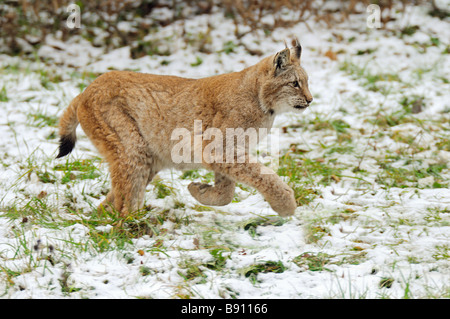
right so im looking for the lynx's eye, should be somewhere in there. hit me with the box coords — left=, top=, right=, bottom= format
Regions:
left=292, top=81, right=300, bottom=88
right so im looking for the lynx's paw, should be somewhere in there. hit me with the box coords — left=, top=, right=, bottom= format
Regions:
left=188, top=182, right=234, bottom=206
left=98, top=192, right=115, bottom=214
left=188, top=182, right=211, bottom=195
left=267, top=185, right=297, bottom=217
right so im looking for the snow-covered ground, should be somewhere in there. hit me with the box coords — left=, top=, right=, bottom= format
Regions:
left=0, top=3, right=449, bottom=298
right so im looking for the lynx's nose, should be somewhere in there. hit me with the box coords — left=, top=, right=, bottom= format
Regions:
left=306, top=96, right=313, bottom=105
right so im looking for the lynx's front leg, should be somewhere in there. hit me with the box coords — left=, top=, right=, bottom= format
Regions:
left=210, top=162, right=297, bottom=217
left=188, top=172, right=235, bottom=206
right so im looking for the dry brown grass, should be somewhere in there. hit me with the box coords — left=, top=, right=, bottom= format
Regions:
left=0, top=0, right=430, bottom=56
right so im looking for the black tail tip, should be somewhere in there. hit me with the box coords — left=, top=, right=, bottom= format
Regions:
left=56, top=135, right=75, bottom=159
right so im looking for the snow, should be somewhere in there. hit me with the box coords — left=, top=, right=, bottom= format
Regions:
left=0, top=3, right=449, bottom=299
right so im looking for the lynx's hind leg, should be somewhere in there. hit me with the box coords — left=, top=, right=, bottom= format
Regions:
left=98, top=190, right=115, bottom=214
left=106, top=159, right=157, bottom=217
left=98, top=161, right=158, bottom=217
left=78, top=98, right=156, bottom=218
left=188, top=172, right=235, bottom=206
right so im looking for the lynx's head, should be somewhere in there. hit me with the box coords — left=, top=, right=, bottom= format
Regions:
left=259, top=39, right=313, bottom=114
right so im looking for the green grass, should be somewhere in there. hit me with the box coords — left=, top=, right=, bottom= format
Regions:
left=54, top=158, right=102, bottom=185
left=190, top=56, right=203, bottom=67
left=376, top=161, right=447, bottom=189
left=204, top=248, right=230, bottom=271
left=177, top=258, right=207, bottom=282
left=221, top=40, right=237, bottom=54
left=180, top=169, right=215, bottom=183
left=151, top=179, right=175, bottom=199
left=38, top=68, right=63, bottom=90
left=0, top=86, right=8, bottom=102
left=293, top=252, right=334, bottom=272
left=241, top=261, right=286, bottom=284
left=339, top=60, right=401, bottom=93
left=432, top=245, right=449, bottom=261
left=278, top=153, right=343, bottom=186
left=28, top=111, right=59, bottom=128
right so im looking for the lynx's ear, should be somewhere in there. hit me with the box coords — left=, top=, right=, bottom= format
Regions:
left=274, top=48, right=291, bottom=76
left=291, top=37, right=302, bottom=62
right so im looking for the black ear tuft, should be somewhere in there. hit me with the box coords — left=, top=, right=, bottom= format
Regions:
left=292, top=38, right=302, bottom=60
left=274, top=48, right=291, bottom=76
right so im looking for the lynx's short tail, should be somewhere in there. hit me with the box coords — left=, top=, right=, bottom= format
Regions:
left=56, top=95, right=82, bottom=158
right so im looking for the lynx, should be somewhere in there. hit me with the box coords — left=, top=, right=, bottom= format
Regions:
left=56, top=39, right=313, bottom=218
